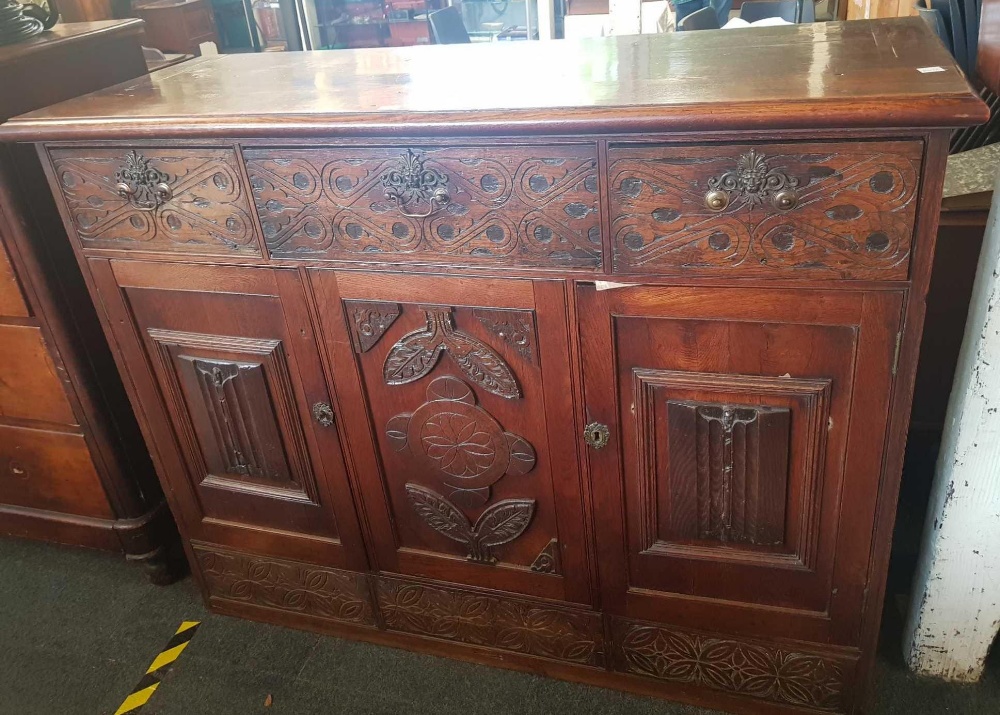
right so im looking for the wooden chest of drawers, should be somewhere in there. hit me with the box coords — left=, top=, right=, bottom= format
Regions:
left=1, top=18, right=987, bottom=714
left=0, top=21, right=174, bottom=579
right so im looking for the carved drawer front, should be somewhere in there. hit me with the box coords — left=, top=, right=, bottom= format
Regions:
left=49, top=147, right=259, bottom=256
left=608, top=140, right=922, bottom=279
left=578, top=284, right=904, bottom=646
left=0, top=325, right=75, bottom=425
left=310, top=271, right=592, bottom=605
left=0, top=242, right=28, bottom=317
left=245, top=145, right=602, bottom=269
left=103, top=262, right=368, bottom=569
left=0, top=424, right=112, bottom=518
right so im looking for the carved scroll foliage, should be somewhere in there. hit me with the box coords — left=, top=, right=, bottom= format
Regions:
left=196, top=547, right=375, bottom=626
left=245, top=146, right=602, bottom=269
left=377, top=578, right=603, bottom=666
left=383, top=307, right=521, bottom=399
left=608, top=142, right=921, bottom=278
left=345, top=300, right=400, bottom=353
left=474, top=308, right=537, bottom=365
left=387, top=376, right=535, bottom=505
left=405, top=483, right=535, bottom=564
left=51, top=148, right=258, bottom=254
left=613, top=621, right=846, bottom=711
left=530, top=539, right=561, bottom=574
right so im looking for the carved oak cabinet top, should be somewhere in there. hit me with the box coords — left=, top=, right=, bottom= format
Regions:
left=0, top=18, right=987, bottom=140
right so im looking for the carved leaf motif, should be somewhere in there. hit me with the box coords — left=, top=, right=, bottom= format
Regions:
left=446, top=330, right=521, bottom=399
left=384, top=330, right=443, bottom=385
left=405, top=483, right=535, bottom=564
left=382, top=307, right=520, bottom=399
left=404, top=483, right=473, bottom=545
left=473, top=499, right=536, bottom=550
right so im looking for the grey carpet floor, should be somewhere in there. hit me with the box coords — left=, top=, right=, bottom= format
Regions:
left=0, top=537, right=996, bottom=715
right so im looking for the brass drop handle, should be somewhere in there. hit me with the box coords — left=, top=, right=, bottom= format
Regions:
left=312, top=402, right=335, bottom=427
left=114, top=150, right=173, bottom=211
left=704, top=189, right=730, bottom=212
left=116, top=181, right=172, bottom=210
left=772, top=189, right=798, bottom=211
left=386, top=187, right=451, bottom=219
left=583, top=422, right=610, bottom=450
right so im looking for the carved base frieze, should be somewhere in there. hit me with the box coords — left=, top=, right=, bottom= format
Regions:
left=194, top=545, right=376, bottom=626
left=610, top=618, right=852, bottom=712
left=376, top=576, right=604, bottom=667
left=193, top=544, right=862, bottom=711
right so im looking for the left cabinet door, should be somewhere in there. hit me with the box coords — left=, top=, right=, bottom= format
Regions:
left=90, top=259, right=368, bottom=570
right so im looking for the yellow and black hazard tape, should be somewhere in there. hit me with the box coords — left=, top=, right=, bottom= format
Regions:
left=113, top=621, right=201, bottom=715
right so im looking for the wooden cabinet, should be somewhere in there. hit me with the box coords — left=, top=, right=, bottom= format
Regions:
left=0, top=21, right=175, bottom=579
left=2, top=17, right=988, bottom=715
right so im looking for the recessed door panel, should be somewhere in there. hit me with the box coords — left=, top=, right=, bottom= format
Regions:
left=311, top=271, right=592, bottom=605
left=94, top=260, right=367, bottom=569
left=578, top=283, right=902, bottom=645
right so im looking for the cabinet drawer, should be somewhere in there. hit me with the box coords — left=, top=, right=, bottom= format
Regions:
left=49, top=147, right=259, bottom=256
left=608, top=140, right=922, bottom=279
left=0, top=240, right=28, bottom=317
left=245, top=145, right=602, bottom=270
left=0, top=424, right=112, bottom=518
left=0, top=324, right=75, bottom=425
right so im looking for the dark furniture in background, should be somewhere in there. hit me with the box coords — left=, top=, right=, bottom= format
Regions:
left=678, top=5, right=719, bottom=29
left=133, top=0, right=220, bottom=53
left=428, top=5, right=469, bottom=42
left=0, top=18, right=986, bottom=715
left=0, top=21, right=176, bottom=582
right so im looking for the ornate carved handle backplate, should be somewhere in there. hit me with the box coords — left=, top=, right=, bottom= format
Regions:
left=380, top=149, right=451, bottom=218
left=705, top=149, right=799, bottom=213
left=114, top=150, right=173, bottom=211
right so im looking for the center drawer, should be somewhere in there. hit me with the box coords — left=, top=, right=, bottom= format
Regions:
left=244, top=145, right=602, bottom=270
left=608, top=140, right=923, bottom=280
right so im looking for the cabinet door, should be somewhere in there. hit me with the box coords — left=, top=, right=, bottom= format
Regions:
left=578, top=283, right=902, bottom=646
left=92, top=260, right=367, bottom=569
left=311, top=271, right=591, bottom=605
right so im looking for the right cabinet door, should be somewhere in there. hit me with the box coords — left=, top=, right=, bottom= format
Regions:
left=578, top=283, right=903, bottom=647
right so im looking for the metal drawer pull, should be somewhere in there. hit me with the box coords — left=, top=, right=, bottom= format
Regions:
left=705, top=149, right=800, bottom=212
left=114, top=150, right=172, bottom=211
left=380, top=149, right=451, bottom=219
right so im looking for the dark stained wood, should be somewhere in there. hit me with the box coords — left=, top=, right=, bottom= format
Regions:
left=0, top=240, right=27, bottom=316
left=0, top=325, right=77, bottom=424
left=9, top=17, right=986, bottom=715
left=50, top=147, right=260, bottom=255
left=246, top=145, right=602, bottom=270
left=0, top=19, right=988, bottom=142
left=608, top=140, right=922, bottom=279
left=0, top=22, right=177, bottom=582
left=133, top=0, right=220, bottom=55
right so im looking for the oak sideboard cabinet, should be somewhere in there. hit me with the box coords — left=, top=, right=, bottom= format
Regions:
left=0, top=18, right=987, bottom=714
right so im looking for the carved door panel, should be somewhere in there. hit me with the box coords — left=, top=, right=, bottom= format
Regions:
left=311, top=271, right=591, bottom=605
left=578, top=283, right=903, bottom=646
left=91, top=260, right=367, bottom=569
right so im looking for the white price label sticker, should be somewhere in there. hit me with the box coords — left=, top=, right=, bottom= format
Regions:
left=917, top=66, right=947, bottom=73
